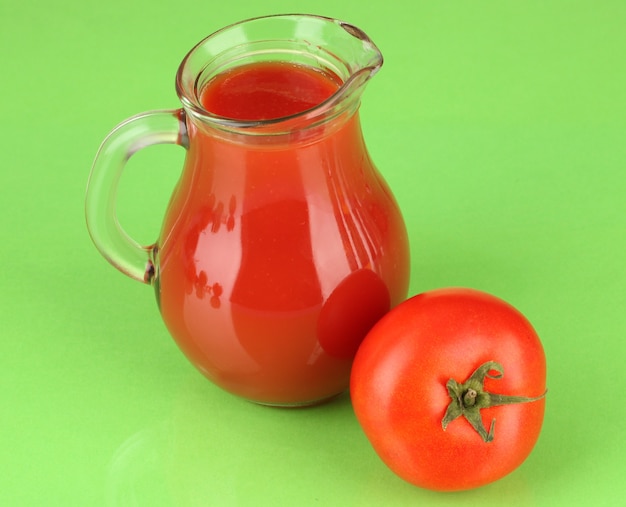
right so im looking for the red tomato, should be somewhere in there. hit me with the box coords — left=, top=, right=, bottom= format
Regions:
left=350, top=288, right=547, bottom=491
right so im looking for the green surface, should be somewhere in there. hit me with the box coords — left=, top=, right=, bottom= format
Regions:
left=2, top=1, right=625, bottom=505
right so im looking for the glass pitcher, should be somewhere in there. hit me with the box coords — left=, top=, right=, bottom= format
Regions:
left=86, top=14, right=410, bottom=406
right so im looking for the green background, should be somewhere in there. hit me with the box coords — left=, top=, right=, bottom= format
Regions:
left=2, top=1, right=624, bottom=505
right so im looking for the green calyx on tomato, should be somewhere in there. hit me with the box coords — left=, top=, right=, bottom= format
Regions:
left=442, top=360, right=547, bottom=443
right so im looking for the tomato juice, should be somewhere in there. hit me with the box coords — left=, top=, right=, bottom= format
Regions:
left=200, top=61, right=341, bottom=121
left=155, top=61, right=410, bottom=405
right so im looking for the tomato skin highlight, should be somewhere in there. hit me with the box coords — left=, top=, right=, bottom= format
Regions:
left=350, top=288, right=546, bottom=491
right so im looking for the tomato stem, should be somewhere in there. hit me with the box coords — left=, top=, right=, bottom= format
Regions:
left=441, top=361, right=546, bottom=443
left=463, top=388, right=478, bottom=407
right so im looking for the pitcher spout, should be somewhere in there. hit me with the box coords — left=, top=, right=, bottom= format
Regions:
left=327, top=18, right=383, bottom=107
left=335, top=19, right=383, bottom=79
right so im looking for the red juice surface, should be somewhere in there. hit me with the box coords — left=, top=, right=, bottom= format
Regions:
left=156, top=61, right=410, bottom=405
left=200, top=61, right=341, bottom=120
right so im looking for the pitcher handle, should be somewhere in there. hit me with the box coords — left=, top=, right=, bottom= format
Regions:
left=85, top=109, right=188, bottom=284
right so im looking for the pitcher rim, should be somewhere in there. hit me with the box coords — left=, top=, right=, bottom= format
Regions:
left=174, top=13, right=383, bottom=131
